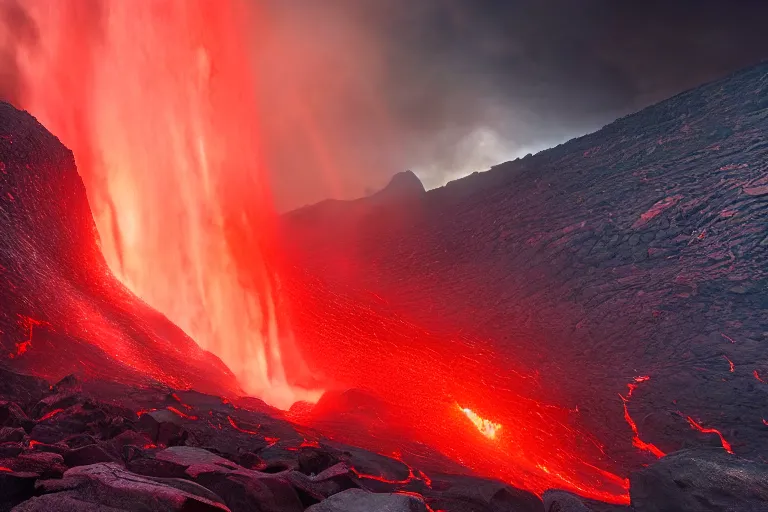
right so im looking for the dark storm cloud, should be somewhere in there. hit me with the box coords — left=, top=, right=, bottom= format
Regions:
left=256, top=0, right=768, bottom=209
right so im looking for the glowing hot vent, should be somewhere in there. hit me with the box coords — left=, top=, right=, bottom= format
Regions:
left=14, top=1, right=317, bottom=408
left=458, top=404, right=502, bottom=440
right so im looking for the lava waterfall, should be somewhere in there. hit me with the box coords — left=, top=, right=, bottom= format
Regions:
left=11, top=1, right=315, bottom=408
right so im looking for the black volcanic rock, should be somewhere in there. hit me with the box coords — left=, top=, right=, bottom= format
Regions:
left=544, top=490, right=630, bottom=512
left=630, top=449, right=768, bottom=512
left=0, top=403, right=33, bottom=433
left=63, top=443, right=118, bottom=467
left=0, top=102, right=240, bottom=397
left=0, top=471, right=37, bottom=511
left=373, top=170, right=426, bottom=200
left=33, top=462, right=228, bottom=511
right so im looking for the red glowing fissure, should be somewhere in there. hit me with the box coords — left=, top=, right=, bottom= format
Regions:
left=686, top=417, right=734, bottom=454
left=227, top=415, right=260, bottom=435
left=38, top=408, right=64, bottom=422
left=619, top=376, right=665, bottom=459
left=723, top=355, right=735, bottom=372
left=349, top=465, right=417, bottom=486
left=754, top=370, right=766, bottom=384
left=170, top=393, right=193, bottom=410
left=0, top=466, right=13, bottom=472
left=166, top=406, right=198, bottom=421
left=8, top=316, right=43, bottom=359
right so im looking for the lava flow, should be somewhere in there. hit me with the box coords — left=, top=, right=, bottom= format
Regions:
left=13, top=0, right=316, bottom=408
left=458, top=405, right=502, bottom=440
left=286, top=272, right=631, bottom=503
left=619, top=376, right=666, bottom=459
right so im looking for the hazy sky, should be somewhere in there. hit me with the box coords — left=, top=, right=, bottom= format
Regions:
left=253, top=0, right=768, bottom=210
left=2, top=0, right=767, bottom=211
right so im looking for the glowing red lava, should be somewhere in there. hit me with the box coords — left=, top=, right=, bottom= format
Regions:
left=227, top=415, right=261, bottom=436
left=8, top=316, right=42, bottom=359
left=287, top=273, right=631, bottom=504
left=37, top=408, right=64, bottom=422
left=14, top=0, right=317, bottom=409
left=167, top=406, right=199, bottom=421
left=458, top=405, right=502, bottom=440
left=619, top=377, right=665, bottom=459
left=686, top=417, right=734, bottom=454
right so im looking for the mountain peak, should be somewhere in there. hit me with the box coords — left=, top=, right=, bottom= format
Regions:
left=376, top=170, right=425, bottom=198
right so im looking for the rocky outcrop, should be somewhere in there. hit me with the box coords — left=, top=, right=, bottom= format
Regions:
left=0, top=369, right=551, bottom=512
left=630, top=449, right=768, bottom=511
left=0, top=101, right=240, bottom=397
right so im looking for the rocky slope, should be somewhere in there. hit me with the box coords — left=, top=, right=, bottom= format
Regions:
left=282, top=62, right=768, bottom=484
left=0, top=102, right=240, bottom=397
left=1, top=368, right=766, bottom=511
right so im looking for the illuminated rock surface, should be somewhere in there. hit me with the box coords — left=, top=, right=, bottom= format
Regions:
left=0, top=101, right=240, bottom=397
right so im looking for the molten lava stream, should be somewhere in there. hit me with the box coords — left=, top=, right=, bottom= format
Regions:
left=286, top=272, right=630, bottom=504
left=15, top=0, right=317, bottom=407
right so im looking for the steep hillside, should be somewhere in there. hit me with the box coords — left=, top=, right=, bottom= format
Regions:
left=283, top=62, right=768, bottom=473
left=0, top=102, right=241, bottom=397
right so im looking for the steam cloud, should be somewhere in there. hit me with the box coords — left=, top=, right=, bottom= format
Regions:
left=2, top=0, right=767, bottom=211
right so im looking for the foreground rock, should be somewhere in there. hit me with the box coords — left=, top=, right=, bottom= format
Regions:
left=630, top=449, right=768, bottom=511
left=544, top=490, right=631, bottom=512
left=23, top=462, right=228, bottom=511
left=305, top=488, right=427, bottom=512
left=0, top=368, right=766, bottom=510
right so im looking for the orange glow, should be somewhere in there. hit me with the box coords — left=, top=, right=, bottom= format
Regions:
left=686, top=417, right=734, bottom=454
left=167, top=406, right=198, bottom=421
left=619, top=376, right=665, bottom=459
left=38, top=408, right=64, bottom=422
left=458, top=405, right=502, bottom=440
left=14, top=0, right=318, bottom=408
left=227, top=415, right=260, bottom=436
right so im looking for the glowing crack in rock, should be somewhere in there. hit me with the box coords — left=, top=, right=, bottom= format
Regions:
left=458, top=404, right=502, bottom=440
left=619, top=376, right=665, bottom=458
left=686, top=416, right=734, bottom=454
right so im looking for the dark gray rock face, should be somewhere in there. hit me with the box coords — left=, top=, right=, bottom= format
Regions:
left=630, top=449, right=768, bottom=512
left=543, top=490, right=631, bottom=512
